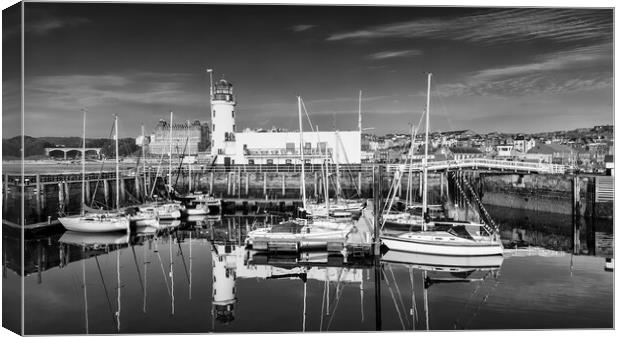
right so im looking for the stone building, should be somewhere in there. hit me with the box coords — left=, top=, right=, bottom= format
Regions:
left=149, top=119, right=210, bottom=156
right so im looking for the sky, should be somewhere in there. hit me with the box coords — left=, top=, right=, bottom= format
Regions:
left=1, top=2, right=614, bottom=138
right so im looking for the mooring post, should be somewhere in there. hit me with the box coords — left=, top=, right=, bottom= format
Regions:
left=35, top=174, right=41, bottom=216
left=209, top=172, right=214, bottom=195
left=440, top=172, right=444, bottom=199
left=231, top=172, right=236, bottom=197
left=373, top=165, right=383, bottom=256
left=313, top=171, right=318, bottom=199
left=227, top=172, right=231, bottom=196
left=358, top=171, right=362, bottom=197
left=281, top=173, right=286, bottom=196
left=58, top=182, right=64, bottom=210
left=238, top=168, right=242, bottom=197
left=120, top=178, right=126, bottom=205
left=245, top=173, right=249, bottom=196
left=3, top=173, right=8, bottom=201
left=263, top=172, right=268, bottom=196
left=85, top=180, right=91, bottom=205
left=63, top=181, right=70, bottom=207
left=134, top=174, right=140, bottom=201
left=104, top=179, right=110, bottom=207
left=418, top=172, right=423, bottom=197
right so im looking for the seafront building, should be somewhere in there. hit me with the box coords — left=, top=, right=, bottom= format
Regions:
left=209, top=77, right=361, bottom=165
left=148, top=119, right=210, bottom=156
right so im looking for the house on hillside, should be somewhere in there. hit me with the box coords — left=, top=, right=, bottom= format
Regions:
left=525, top=143, right=578, bottom=165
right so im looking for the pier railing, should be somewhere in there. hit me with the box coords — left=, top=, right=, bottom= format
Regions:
left=386, top=158, right=566, bottom=174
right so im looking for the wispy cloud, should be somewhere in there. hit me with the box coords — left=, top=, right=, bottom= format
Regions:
left=25, top=72, right=205, bottom=109
left=366, top=49, right=422, bottom=60
left=27, top=16, right=91, bottom=35
left=327, top=9, right=612, bottom=44
left=292, top=24, right=316, bottom=32
left=434, top=43, right=612, bottom=98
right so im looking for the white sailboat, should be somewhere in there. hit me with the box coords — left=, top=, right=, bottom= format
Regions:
left=380, top=73, right=503, bottom=257
left=59, top=113, right=131, bottom=233
left=245, top=96, right=354, bottom=251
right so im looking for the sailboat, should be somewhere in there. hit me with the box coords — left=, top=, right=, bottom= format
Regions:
left=245, top=97, right=354, bottom=251
left=302, top=94, right=366, bottom=219
left=380, top=74, right=503, bottom=257
left=59, top=113, right=131, bottom=233
left=137, top=122, right=183, bottom=220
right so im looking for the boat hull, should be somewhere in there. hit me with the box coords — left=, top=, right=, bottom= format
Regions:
left=381, top=250, right=504, bottom=269
left=381, top=233, right=503, bottom=256
left=59, top=215, right=130, bottom=233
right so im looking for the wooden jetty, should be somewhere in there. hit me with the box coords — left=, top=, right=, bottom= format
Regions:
left=249, top=200, right=375, bottom=257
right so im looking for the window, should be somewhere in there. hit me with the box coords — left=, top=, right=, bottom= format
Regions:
left=213, top=124, right=215, bottom=131
left=285, top=159, right=292, bottom=165
left=232, top=110, right=234, bottom=118
left=267, top=159, right=274, bottom=165
left=213, top=110, right=216, bottom=118
left=248, top=159, right=255, bottom=165
left=232, top=124, right=235, bottom=132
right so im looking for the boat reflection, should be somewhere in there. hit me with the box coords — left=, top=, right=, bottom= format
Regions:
left=380, top=249, right=503, bottom=331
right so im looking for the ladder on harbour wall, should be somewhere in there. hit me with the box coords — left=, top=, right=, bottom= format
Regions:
left=449, top=171, right=498, bottom=235
left=595, top=176, right=613, bottom=203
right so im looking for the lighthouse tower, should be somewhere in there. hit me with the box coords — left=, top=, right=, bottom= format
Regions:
left=210, top=77, right=237, bottom=165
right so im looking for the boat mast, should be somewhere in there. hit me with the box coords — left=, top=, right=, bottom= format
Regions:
left=298, top=96, right=307, bottom=210
left=141, top=124, right=147, bottom=199
left=115, top=114, right=120, bottom=210
left=81, top=108, right=86, bottom=215
left=187, top=120, right=192, bottom=192
left=322, top=128, right=330, bottom=212
left=422, top=73, right=432, bottom=230
left=169, top=111, right=173, bottom=194
left=335, top=131, right=340, bottom=202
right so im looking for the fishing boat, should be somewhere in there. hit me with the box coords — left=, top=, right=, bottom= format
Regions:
left=380, top=73, right=503, bottom=257
left=59, top=113, right=131, bottom=233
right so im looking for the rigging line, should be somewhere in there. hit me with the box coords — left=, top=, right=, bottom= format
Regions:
left=381, top=267, right=407, bottom=330
left=431, top=80, right=454, bottom=133
left=462, top=271, right=501, bottom=329
left=175, top=234, right=191, bottom=284
left=453, top=273, right=485, bottom=328
left=173, top=136, right=190, bottom=191
left=388, top=264, right=411, bottom=328
left=89, top=119, right=117, bottom=209
left=149, top=152, right=166, bottom=199
left=155, top=241, right=172, bottom=298
left=130, top=246, right=144, bottom=293
left=94, top=255, right=117, bottom=327
left=326, top=268, right=349, bottom=330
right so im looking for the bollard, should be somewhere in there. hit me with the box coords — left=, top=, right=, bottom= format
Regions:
left=281, top=173, right=286, bottom=196
left=245, top=173, right=249, bottom=196
left=263, top=172, right=267, bottom=196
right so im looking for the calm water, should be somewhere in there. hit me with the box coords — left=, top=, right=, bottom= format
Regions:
left=2, top=207, right=614, bottom=334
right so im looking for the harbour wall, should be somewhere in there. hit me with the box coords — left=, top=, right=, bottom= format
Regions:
left=2, top=168, right=612, bottom=226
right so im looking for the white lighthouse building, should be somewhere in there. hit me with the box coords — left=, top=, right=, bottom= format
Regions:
left=210, top=78, right=237, bottom=165
left=207, top=71, right=361, bottom=165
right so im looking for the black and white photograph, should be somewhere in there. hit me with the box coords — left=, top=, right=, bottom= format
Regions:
left=1, top=0, right=615, bottom=335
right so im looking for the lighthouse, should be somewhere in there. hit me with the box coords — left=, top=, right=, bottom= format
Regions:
left=210, top=76, right=237, bottom=165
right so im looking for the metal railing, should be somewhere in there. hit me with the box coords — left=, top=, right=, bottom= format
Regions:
left=387, top=158, right=566, bottom=174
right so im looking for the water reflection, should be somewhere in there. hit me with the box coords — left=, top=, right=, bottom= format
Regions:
left=1, top=211, right=613, bottom=334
